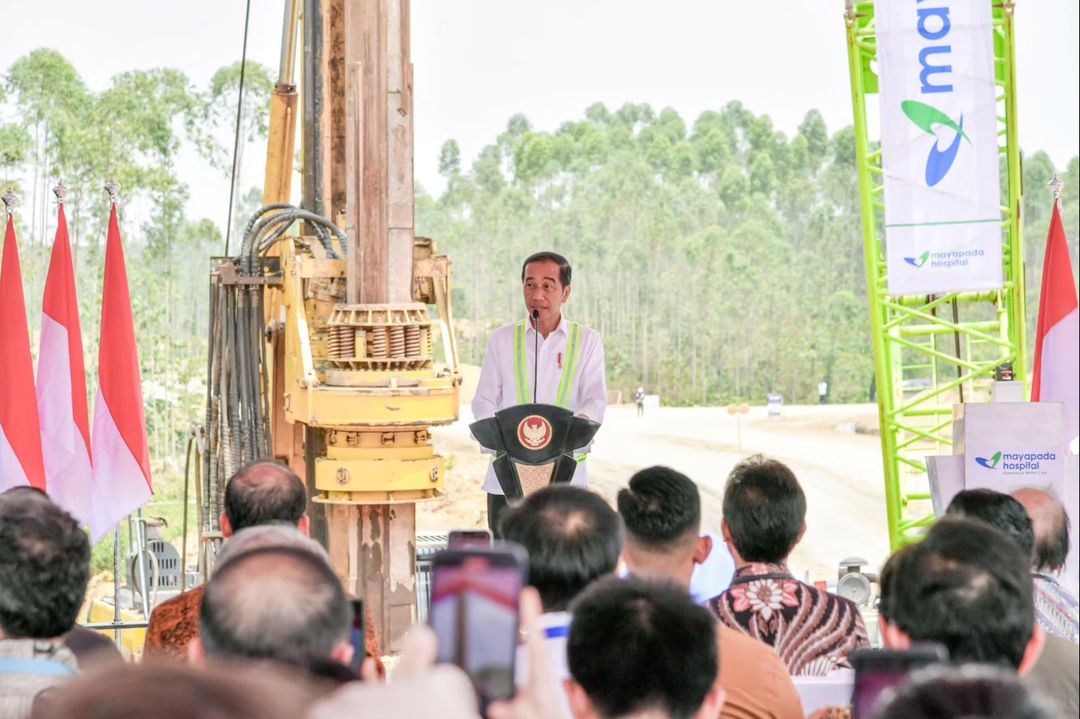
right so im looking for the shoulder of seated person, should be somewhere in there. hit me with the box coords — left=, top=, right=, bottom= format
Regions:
left=150, top=586, right=205, bottom=616
left=310, top=665, right=479, bottom=719
left=717, top=625, right=783, bottom=661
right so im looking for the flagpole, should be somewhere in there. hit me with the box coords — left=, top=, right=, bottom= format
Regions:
left=102, top=179, right=125, bottom=643
left=113, top=524, right=122, bottom=644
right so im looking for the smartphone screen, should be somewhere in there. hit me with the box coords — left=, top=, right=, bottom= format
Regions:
left=448, top=529, right=493, bottom=550
left=349, top=598, right=365, bottom=675
left=429, top=545, right=527, bottom=708
left=852, top=645, right=947, bottom=718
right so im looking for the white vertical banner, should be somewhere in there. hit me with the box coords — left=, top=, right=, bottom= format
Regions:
left=876, top=0, right=1003, bottom=295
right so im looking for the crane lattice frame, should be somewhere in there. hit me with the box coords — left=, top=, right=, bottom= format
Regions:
left=843, top=1, right=1027, bottom=549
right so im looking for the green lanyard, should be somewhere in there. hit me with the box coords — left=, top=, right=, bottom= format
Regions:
left=514, top=320, right=582, bottom=408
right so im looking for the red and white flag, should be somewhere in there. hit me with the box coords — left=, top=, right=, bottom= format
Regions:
left=0, top=214, right=46, bottom=491
left=1031, top=201, right=1079, bottom=444
left=37, top=202, right=96, bottom=523
left=89, top=203, right=152, bottom=540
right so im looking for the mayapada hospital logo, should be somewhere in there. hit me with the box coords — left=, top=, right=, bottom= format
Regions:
left=900, top=100, right=984, bottom=270
left=902, top=100, right=969, bottom=187
left=975, top=450, right=1057, bottom=474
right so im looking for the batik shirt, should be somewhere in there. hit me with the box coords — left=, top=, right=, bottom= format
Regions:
left=1033, top=573, right=1080, bottom=645
left=708, top=562, right=870, bottom=676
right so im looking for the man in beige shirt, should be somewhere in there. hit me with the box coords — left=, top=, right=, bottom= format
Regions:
left=617, top=466, right=804, bottom=719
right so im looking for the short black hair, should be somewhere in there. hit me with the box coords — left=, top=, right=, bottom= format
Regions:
left=722, top=455, right=805, bottom=563
left=0, top=490, right=90, bottom=638
left=618, top=466, right=701, bottom=549
left=199, top=546, right=349, bottom=663
left=500, top=486, right=622, bottom=612
left=568, top=576, right=717, bottom=719
left=521, top=251, right=572, bottom=287
left=224, top=460, right=307, bottom=532
left=879, top=517, right=1034, bottom=669
left=945, top=489, right=1035, bottom=562
left=874, top=663, right=1057, bottom=719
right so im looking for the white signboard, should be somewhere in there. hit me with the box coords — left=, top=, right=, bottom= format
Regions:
left=957, top=402, right=1067, bottom=486
left=876, top=0, right=1003, bottom=295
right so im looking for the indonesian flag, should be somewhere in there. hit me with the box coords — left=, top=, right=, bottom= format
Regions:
left=1031, top=201, right=1079, bottom=444
left=0, top=215, right=46, bottom=491
left=89, top=204, right=152, bottom=541
left=37, top=203, right=95, bottom=523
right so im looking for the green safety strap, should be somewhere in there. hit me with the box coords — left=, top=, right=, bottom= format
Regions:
left=555, top=322, right=581, bottom=408
left=514, top=322, right=529, bottom=404
left=513, top=320, right=582, bottom=409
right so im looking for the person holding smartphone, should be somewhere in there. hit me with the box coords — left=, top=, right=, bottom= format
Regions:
left=471, top=252, right=607, bottom=535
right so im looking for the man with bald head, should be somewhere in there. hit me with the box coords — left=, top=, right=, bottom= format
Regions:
left=1011, top=488, right=1078, bottom=644
left=188, top=546, right=352, bottom=669
left=144, top=460, right=310, bottom=659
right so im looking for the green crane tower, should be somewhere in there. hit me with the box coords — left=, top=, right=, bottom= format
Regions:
left=843, top=1, right=1027, bottom=550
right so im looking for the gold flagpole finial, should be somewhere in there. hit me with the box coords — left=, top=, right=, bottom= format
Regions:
left=104, top=179, right=121, bottom=204
left=1, top=189, right=18, bottom=214
left=1049, top=175, right=1065, bottom=203
left=53, top=179, right=69, bottom=204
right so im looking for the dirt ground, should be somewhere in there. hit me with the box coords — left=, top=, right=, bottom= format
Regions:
left=419, top=379, right=892, bottom=582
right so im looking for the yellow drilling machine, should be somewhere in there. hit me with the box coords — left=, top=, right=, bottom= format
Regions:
left=202, top=0, right=460, bottom=652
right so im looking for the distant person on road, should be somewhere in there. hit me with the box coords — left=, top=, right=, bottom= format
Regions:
left=634, top=386, right=645, bottom=417
left=472, top=251, right=607, bottom=535
left=818, top=381, right=828, bottom=404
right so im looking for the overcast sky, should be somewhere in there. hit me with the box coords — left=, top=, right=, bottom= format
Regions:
left=2, top=0, right=1077, bottom=229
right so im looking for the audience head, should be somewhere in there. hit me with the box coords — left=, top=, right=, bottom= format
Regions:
left=222, top=460, right=308, bottom=536
left=193, top=546, right=351, bottom=667
left=945, top=488, right=1035, bottom=562
left=1011, top=487, right=1070, bottom=574
left=214, top=524, right=329, bottom=569
left=618, top=466, right=712, bottom=588
left=871, top=663, right=1057, bottom=719
left=878, top=517, right=1043, bottom=673
left=31, top=661, right=311, bottom=719
left=721, top=455, right=805, bottom=564
left=500, top=485, right=623, bottom=612
left=566, top=576, right=724, bottom=719
left=0, top=488, right=90, bottom=640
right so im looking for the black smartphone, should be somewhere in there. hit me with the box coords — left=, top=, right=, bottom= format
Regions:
left=448, top=529, right=493, bottom=550
left=349, top=598, right=365, bottom=675
left=429, top=545, right=528, bottom=709
left=851, top=644, right=948, bottom=718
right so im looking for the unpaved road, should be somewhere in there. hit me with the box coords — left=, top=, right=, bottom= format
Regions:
left=422, top=403, right=891, bottom=580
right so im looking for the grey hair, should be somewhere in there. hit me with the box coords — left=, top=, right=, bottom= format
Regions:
left=216, top=523, right=329, bottom=569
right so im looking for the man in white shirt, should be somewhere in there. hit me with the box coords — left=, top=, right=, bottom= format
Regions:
left=472, top=252, right=607, bottom=533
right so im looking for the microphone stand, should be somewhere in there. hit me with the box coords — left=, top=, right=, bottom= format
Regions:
left=532, top=309, right=540, bottom=404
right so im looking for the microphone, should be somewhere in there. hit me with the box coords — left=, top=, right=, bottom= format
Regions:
left=531, top=309, right=540, bottom=404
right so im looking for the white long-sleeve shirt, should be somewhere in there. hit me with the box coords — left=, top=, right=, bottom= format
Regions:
left=472, top=315, right=607, bottom=494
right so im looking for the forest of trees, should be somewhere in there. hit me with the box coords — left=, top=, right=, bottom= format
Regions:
left=417, top=103, right=1080, bottom=406
left=2, top=48, right=1078, bottom=487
